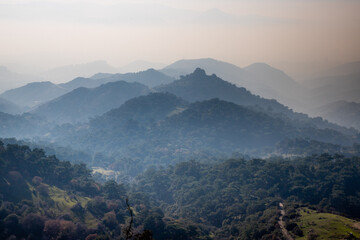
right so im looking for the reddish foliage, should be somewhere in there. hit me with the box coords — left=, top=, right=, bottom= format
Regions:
left=85, top=233, right=98, bottom=240
left=32, top=176, right=43, bottom=186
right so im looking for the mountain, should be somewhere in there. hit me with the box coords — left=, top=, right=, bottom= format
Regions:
left=300, top=61, right=360, bottom=107
left=310, top=101, right=360, bottom=130
left=0, top=66, right=40, bottom=94
left=243, top=62, right=309, bottom=110
left=60, top=68, right=173, bottom=91
left=90, top=68, right=174, bottom=87
left=155, top=68, right=356, bottom=136
left=58, top=76, right=109, bottom=90
left=32, top=81, right=150, bottom=124
left=0, top=97, right=25, bottom=114
left=161, top=58, right=248, bottom=79
left=57, top=95, right=355, bottom=173
left=40, top=60, right=118, bottom=83
left=119, top=60, right=166, bottom=73
left=161, top=58, right=308, bottom=110
left=94, top=92, right=187, bottom=126
left=156, top=68, right=299, bottom=116
left=316, top=61, right=360, bottom=79
left=1, top=68, right=170, bottom=108
left=0, top=81, right=68, bottom=107
left=305, top=72, right=360, bottom=107
left=61, top=68, right=172, bottom=90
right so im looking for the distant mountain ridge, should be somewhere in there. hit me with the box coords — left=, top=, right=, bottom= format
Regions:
left=31, top=81, right=150, bottom=124
left=305, top=72, right=360, bottom=107
left=300, top=61, right=360, bottom=108
left=0, top=68, right=172, bottom=108
left=118, top=60, right=166, bottom=73
left=0, top=66, right=41, bottom=94
left=156, top=68, right=288, bottom=113
left=0, top=97, right=25, bottom=114
left=90, top=68, right=174, bottom=87
left=155, top=68, right=321, bottom=128
left=153, top=68, right=353, bottom=137
left=0, top=81, right=68, bottom=108
left=161, top=58, right=308, bottom=111
left=40, top=60, right=118, bottom=83
left=317, top=61, right=360, bottom=78
left=310, top=101, right=360, bottom=130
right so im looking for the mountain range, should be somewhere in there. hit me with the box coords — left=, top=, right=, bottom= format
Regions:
left=0, top=66, right=358, bottom=179
left=0, top=68, right=172, bottom=109
left=90, top=68, right=174, bottom=87
left=24, top=68, right=325, bottom=128
left=156, top=68, right=353, bottom=135
left=0, top=66, right=41, bottom=94
left=43, top=66, right=357, bottom=169
left=53, top=92, right=355, bottom=174
left=156, top=68, right=289, bottom=113
left=1, top=58, right=360, bottom=133
left=161, top=58, right=308, bottom=111
left=0, top=56, right=359, bottom=240
left=307, top=72, right=360, bottom=107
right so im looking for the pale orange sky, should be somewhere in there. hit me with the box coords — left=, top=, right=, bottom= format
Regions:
left=0, top=0, right=359, bottom=79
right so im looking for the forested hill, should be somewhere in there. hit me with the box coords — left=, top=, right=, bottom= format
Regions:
left=156, top=68, right=288, bottom=113
left=56, top=94, right=355, bottom=175
left=0, top=81, right=68, bottom=108
left=0, top=141, right=208, bottom=240
left=31, top=81, right=150, bottom=124
left=92, top=92, right=187, bottom=127
left=2, top=142, right=360, bottom=239
left=156, top=68, right=354, bottom=136
left=0, top=112, right=50, bottom=138
left=134, top=154, right=360, bottom=239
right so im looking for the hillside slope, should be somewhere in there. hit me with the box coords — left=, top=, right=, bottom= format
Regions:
left=161, top=58, right=308, bottom=110
left=309, top=101, right=360, bottom=130
left=32, top=81, right=150, bottom=124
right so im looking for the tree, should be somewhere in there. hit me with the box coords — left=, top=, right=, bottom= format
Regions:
left=103, top=180, right=125, bottom=200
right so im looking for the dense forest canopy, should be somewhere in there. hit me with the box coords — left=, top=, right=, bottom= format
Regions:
left=1, top=141, right=360, bottom=239
left=0, top=141, right=210, bottom=239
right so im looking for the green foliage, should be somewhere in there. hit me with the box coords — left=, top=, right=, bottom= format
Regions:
left=0, top=141, right=157, bottom=240
left=103, top=180, right=126, bottom=200
left=294, top=208, right=360, bottom=239
left=0, top=141, right=98, bottom=198
left=59, top=95, right=356, bottom=179
left=277, top=138, right=360, bottom=156
left=2, top=140, right=360, bottom=239
left=0, top=112, right=49, bottom=138
left=133, top=154, right=360, bottom=239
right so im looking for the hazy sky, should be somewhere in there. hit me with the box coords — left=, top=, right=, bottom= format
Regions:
left=1, top=0, right=360, bottom=78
